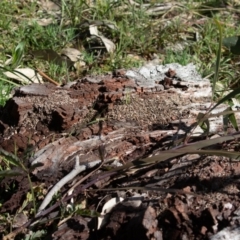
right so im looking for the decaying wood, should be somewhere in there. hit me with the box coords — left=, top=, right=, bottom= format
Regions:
left=0, top=63, right=237, bottom=178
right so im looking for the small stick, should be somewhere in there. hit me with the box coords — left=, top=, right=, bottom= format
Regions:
left=36, top=68, right=60, bottom=86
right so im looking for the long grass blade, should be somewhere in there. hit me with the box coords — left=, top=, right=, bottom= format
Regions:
left=212, top=19, right=222, bottom=97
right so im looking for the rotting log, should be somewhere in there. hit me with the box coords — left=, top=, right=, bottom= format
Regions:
left=0, top=63, right=237, bottom=178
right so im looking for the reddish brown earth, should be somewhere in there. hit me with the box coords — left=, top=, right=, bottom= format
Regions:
left=1, top=68, right=240, bottom=240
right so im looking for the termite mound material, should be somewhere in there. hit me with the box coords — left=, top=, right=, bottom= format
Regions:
left=0, top=63, right=228, bottom=156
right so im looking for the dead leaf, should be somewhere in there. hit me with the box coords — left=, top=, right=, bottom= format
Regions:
left=98, top=197, right=124, bottom=229
left=74, top=60, right=86, bottom=71
left=39, top=0, right=60, bottom=12
left=61, top=48, right=82, bottom=62
left=4, top=68, right=43, bottom=84
left=35, top=18, right=54, bottom=26
left=89, top=25, right=116, bottom=53
left=13, top=213, right=28, bottom=228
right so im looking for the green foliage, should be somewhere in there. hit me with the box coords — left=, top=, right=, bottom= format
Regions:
left=0, top=0, right=239, bottom=106
left=0, top=81, right=14, bottom=105
left=163, top=49, right=192, bottom=66
left=12, top=42, right=25, bottom=68
left=212, top=19, right=222, bottom=97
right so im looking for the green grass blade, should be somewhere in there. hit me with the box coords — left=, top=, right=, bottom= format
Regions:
left=0, top=66, right=33, bottom=84
left=211, top=87, right=240, bottom=111
left=12, top=41, right=25, bottom=68
left=0, top=148, right=22, bottom=168
left=96, top=133, right=240, bottom=175
left=0, top=169, right=24, bottom=177
left=0, top=76, right=20, bottom=86
left=228, top=113, right=239, bottom=131
left=212, top=19, right=222, bottom=97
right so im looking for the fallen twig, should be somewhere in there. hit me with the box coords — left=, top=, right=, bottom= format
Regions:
left=36, top=68, right=60, bottom=86
left=36, top=156, right=101, bottom=216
